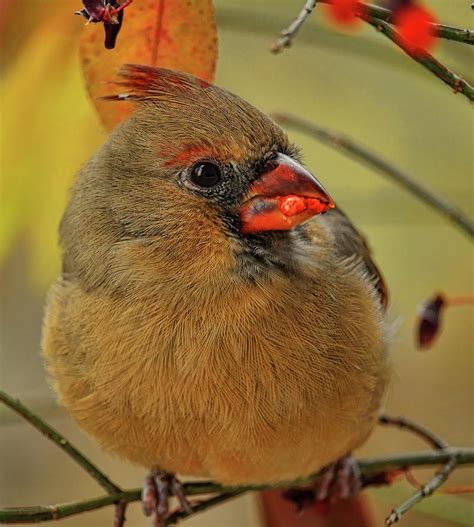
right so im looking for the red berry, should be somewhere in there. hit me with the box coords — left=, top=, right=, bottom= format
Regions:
left=394, top=3, right=437, bottom=55
left=323, top=0, right=364, bottom=28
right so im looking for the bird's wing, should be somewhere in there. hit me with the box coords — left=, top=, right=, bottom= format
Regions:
left=314, top=208, right=388, bottom=309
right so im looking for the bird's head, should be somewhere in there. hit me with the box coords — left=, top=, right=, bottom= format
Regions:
left=62, top=65, right=334, bottom=289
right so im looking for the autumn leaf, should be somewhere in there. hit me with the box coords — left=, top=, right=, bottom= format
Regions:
left=0, top=11, right=104, bottom=283
left=79, top=0, right=218, bottom=130
left=416, top=293, right=474, bottom=350
left=416, top=293, right=446, bottom=350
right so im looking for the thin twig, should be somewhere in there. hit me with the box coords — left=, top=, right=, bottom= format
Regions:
left=2, top=391, right=473, bottom=525
left=441, top=485, right=474, bottom=494
left=385, top=456, right=457, bottom=525
left=0, top=492, right=140, bottom=524
left=218, top=7, right=473, bottom=88
left=271, top=2, right=474, bottom=101
left=379, top=414, right=457, bottom=524
left=323, top=2, right=474, bottom=45
left=0, top=389, right=122, bottom=495
left=364, top=16, right=474, bottom=102
left=271, top=0, right=474, bottom=53
left=271, top=0, right=316, bottom=53
left=379, top=415, right=448, bottom=449
left=273, top=1, right=474, bottom=52
left=165, top=492, right=244, bottom=526
left=272, top=112, right=474, bottom=239
left=1, top=449, right=473, bottom=524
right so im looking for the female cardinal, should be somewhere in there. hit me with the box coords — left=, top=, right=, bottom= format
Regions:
left=42, top=65, right=390, bottom=525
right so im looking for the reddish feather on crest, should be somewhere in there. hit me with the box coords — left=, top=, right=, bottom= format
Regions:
left=102, top=64, right=207, bottom=102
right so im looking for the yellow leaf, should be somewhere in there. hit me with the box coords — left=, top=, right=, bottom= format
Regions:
left=0, top=13, right=105, bottom=283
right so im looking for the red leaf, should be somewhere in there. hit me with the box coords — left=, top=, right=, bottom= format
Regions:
left=416, top=293, right=446, bottom=349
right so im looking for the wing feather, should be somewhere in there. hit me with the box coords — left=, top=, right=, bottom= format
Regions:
left=315, top=208, right=388, bottom=309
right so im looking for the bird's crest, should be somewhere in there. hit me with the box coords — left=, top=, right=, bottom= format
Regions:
left=102, top=64, right=210, bottom=102
left=101, top=64, right=289, bottom=166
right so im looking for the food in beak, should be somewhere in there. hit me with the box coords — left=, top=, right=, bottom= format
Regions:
left=239, top=154, right=334, bottom=234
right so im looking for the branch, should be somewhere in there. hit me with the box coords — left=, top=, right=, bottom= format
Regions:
left=342, top=2, right=474, bottom=45
left=0, top=315, right=470, bottom=521
left=1, top=449, right=473, bottom=524
left=272, top=112, right=474, bottom=239
left=271, top=1, right=474, bottom=101
left=379, top=415, right=457, bottom=524
left=271, top=0, right=316, bottom=53
left=379, top=414, right=448, bottom=449
left=0, top=389, right=121, bottom=496
left=2, top=391, right=473, bottom=525
left=164, top=492, right=243, bottom=526
left=273, top=1, right=474, bottom=47
left=364, top=16, right=474, bottom=102
left=386, top=456, right=457, bottom=525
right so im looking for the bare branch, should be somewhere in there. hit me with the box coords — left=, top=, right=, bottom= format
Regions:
left=343, top=2, right=474, bottom=44
left=386, top=455, right=457, bottom=525
left=2, top=392, right=473, bottom=525
left=271, top=1, right=474, bottom=101
left=1, top=448, right=472, bottom=524
left=271, top=0, right=316, bottom=53
left=273, top=1, right=474, bottom=51
left=0, top=389, right=122, bottom=495
left=165, top=492, right=244, bottom=526
left=364, top=16, right=474, bottom=102
left=379, top=415, right=448, bottom=449
left=272, top=112, right=474, bottom=239
left=380, top=415, right=458, bottom=524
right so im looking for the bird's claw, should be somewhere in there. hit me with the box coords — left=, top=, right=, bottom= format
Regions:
left=316, top=455, right=361, bottom=502
left=142, top=470, right=192, bottom=526
left=282, top=455, right=362, bottom=515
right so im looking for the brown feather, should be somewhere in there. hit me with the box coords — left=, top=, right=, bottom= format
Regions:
left=42, top=68, right=391, bottom=486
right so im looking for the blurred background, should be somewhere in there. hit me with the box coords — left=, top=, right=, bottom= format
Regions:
left=1, top=0, right=473, bottom=525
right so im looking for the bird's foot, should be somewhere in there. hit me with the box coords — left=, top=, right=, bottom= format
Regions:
left=316, top=454, right=361, bottom=502
left=282, top=455, right=362, bottom=515
left=142, top=469, right=192, bottom=527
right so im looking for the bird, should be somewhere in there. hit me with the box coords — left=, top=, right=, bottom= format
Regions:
left=42, top=64, right=391, bottom=525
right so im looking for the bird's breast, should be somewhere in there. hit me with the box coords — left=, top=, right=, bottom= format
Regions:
left=43, top=262, right=389, bottom=484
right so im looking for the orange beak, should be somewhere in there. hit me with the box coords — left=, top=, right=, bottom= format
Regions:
left=239, top=154, right=335, bottom=234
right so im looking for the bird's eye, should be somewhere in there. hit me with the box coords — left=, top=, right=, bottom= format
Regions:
left=190, top=162, right=221, bottom=188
